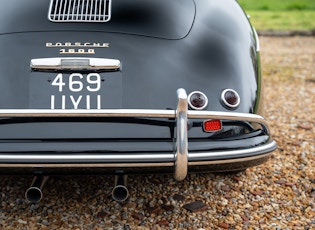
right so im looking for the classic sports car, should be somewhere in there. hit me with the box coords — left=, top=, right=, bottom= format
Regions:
left=0, top=0, right=276, bottom=202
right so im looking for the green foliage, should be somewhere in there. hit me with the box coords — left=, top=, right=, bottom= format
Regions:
left=238, top=0, right=315, bottom=11
left=286, top=3, right=308, bottom=10
left=237, top=0, right=315, bottom=30
left=246, top=11, right=315, bottom=30
left=259, top=5, right=269, bottom=11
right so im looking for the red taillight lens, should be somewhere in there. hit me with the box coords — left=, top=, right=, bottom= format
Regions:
left=188, top=91, right=208, bottom=110
left=221, top=89, right=240, bottom=109
left=203, top=119, right=222, bottom=132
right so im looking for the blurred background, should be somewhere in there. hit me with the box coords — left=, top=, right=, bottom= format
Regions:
left=238, top=0, right=315, bottom=31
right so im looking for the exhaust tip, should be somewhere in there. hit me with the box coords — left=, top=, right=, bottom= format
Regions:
left=25, top=187, right=43, bottom=204
left=112, top=185, right=129, bottom=202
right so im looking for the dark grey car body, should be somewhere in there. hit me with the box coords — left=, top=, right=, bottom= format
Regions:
left=0, top=0, right=276, bottom=181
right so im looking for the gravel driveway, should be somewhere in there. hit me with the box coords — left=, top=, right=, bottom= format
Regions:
left=0, top=36, right=314, bottom=229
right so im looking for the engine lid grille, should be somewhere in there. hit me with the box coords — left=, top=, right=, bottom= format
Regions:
left=48, top=0, right=112, bottom=22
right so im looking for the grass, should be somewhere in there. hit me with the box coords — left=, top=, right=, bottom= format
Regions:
left=246, top=11, right=315, bottom=30
left=237, top=0, right=315, bottom=30
left=238, top=0, right=315, bottom=11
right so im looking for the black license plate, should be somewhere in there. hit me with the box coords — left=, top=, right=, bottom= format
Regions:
left=30, top=72, right=122, bottom=109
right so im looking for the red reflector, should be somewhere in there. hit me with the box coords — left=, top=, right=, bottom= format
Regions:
left=203, top=119, right=222, bottom=132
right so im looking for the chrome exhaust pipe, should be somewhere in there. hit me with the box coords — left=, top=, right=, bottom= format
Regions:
left=25, top=176, right=49, bottom=203
left=112, top=175, right=129, bottom=202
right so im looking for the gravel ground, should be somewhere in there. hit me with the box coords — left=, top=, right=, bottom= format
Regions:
left=0, top=36, right=314, bottom=229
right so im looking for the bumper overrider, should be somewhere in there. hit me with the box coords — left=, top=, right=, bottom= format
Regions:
left=0, top=89, right=276, bottom=180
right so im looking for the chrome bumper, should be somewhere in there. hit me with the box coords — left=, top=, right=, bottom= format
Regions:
left=0, top=89, right=276, bottom=180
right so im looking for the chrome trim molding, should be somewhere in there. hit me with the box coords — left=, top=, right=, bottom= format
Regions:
left=253, top=27, right=260, bottom=52
left=0, top=162, right=174, bottom=168
left=0, top=109, right=271, bottom=134
left=0, top=153, right=174, bottom=162
left=31, top=57, right=121, bottom=71
left=0, top=141, right=276, bottom=165
left=0, top=109, right=271, bottom=136
left=0, top=109, right=268, bottom=121
left=174, top=89, right=188, bottom=181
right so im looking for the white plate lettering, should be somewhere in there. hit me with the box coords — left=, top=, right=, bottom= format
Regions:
left=50, top=73, right=102, bottom=110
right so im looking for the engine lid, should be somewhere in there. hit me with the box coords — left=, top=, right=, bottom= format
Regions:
left=0, top=0, right=195, bottom=40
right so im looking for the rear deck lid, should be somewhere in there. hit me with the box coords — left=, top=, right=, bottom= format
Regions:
left=0, top=0, right=195, bottom=39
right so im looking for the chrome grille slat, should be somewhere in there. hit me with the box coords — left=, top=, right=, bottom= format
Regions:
left=62, top=0, right=67, bottom=20
left=48, top=0, right=111, bottom=22
left=58, top=0, right=63, bottom=20
left=89, top=0, right=93, bottom=21
left=71, top=0, right=76, bottom=19
left=66, top=0, right=72, bottom=20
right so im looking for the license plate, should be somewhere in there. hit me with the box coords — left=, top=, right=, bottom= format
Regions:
left=30, top=72, right=122, bottom=109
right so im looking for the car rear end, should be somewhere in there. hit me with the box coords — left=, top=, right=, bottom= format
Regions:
left=0, top=0, right=276, bottom=182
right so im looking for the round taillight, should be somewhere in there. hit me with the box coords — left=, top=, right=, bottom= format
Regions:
left=188, top=91, right=208, bottom=110
left=221, top=89, right=240, bottom=109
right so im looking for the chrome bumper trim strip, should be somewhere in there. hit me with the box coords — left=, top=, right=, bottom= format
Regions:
left=0, top=110, right=270, bottom=132
left=0, top=152, right=272, bottom=169
left=0, top=88, right=276, bottom=180
left=0, top=140, right=276, bottom=164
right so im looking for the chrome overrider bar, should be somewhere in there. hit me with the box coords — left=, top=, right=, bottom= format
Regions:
left=0, top=89, right=276, bottom=181
left=175, top=89, right=188, bottom=181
